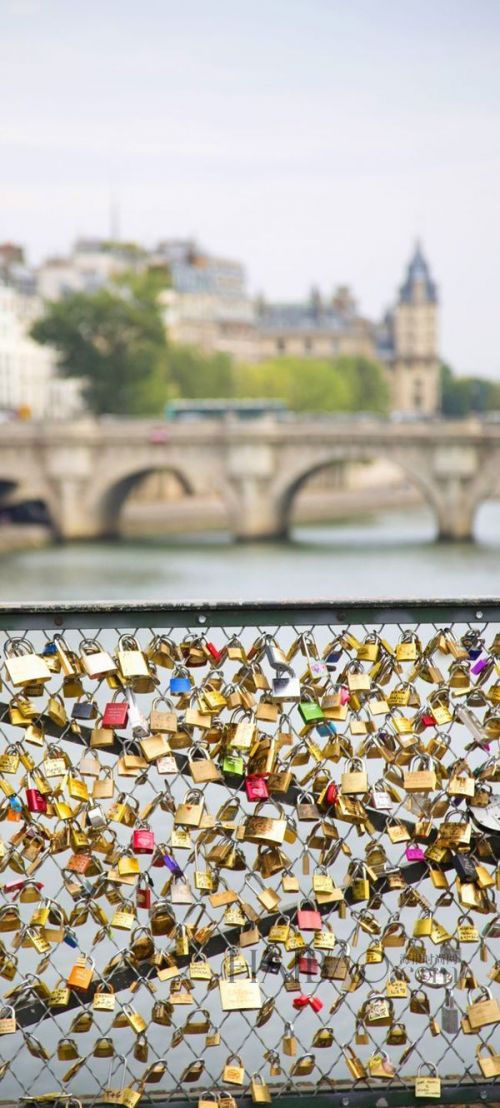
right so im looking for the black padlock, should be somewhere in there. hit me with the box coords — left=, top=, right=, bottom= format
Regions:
left=453, top=853, right=478, bottom=882
left=260, top=944, right=282, bottom=975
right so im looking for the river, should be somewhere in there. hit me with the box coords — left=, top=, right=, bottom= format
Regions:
left=1, top=501, right=500, bottom=601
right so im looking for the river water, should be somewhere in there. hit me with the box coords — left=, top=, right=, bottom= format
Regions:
left=0, top=501, right=500, bottom=602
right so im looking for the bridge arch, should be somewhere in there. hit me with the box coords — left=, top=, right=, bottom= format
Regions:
left=272, top=448, right=442, bottom=537
left=93, top=465, right=196, bottom=537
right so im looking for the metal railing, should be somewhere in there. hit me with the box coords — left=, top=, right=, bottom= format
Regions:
left=0, top=599, right=496, bottom=1108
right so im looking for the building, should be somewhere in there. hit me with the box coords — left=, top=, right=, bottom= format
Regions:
left=0, top=277, right=82, bottom=419
left=158, top=241, right=257, bottom=364
left=255, top=286, right=376, bottom=362
left=383, top=243, right=440, bottom=413
left=37, top=239, right=147, bottom=301
left=8, top=235, right=440, bottom=415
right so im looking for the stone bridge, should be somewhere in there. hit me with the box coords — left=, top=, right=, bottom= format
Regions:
left=1, top=416, right=499, bottom=542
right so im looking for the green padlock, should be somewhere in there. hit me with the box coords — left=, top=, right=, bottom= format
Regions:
left=223, top=753, right=245, bottom=775
left=298, top=701, right=324, bottom=724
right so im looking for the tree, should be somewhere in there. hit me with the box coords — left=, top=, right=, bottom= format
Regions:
left=233, top=355, right=389, bottom=413
left=334, top=355, right=390, bottom=413
left=167, top=346, right=234, bottom=400
left=31, top=272, right=169, bottom=416
left=440, top=363, right=500, bottom=417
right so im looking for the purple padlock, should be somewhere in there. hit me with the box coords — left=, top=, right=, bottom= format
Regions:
left=470, top=656, right=489, bottom=675
left=405, top=845, right=426, bottom=862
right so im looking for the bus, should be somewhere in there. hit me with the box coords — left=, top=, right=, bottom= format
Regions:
left=164, top=399, right=288, bottom=422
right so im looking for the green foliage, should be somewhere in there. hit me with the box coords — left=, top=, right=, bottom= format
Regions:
left=233, top=355, right=389, bottom=413
left=167, top=346, right=234, bottom=400
left=440, top=364, right=500, bottom=417
left=32, top=272, right=389, bottom=417
left=31, top=272, right=169, bottom=416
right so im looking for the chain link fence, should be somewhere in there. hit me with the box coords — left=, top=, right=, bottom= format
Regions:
left=0, top=600, right=496, bottom=1107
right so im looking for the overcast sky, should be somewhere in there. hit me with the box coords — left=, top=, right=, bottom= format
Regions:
left=1, top=0, right=500, bottom=375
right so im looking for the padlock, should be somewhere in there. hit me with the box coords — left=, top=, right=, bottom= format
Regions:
left=57, top=1036, right=79, bottom=1060
left=67, top=956, right=94, bottom=991
left=132, top=823, right=155, bottom=854
left=297, top=952, right=319, bottom=976
left=467, top=986, right=500, bottom=1029
left=476, top=1044, right=500, bottom=1078
left=250, top=1074, right=271, bottom=1103
left=297, top=898, right=322, bottom=931
left=415, top=1064, right=441, bottom=1098
left=341, top=757, right=368, bottom=794
left=219, top=956, right=262, bottom=1011
left=4, top=638, right=51, bottom=686
left=102, top=697, right=129, bottom=728
left=0, top=1005, right=16, bottom=1034
left=223, top=1054, right=245, bottom=1085
left=245, top=775, right=269, bottom=801
left=136, top=876, right=153, bottom=910
left=441, top=989, right=460, bottom=1034
left=342, top=1045, right=366, bottom=1080
left=260, top=944, right=282, bottom=975
left=26, top=784, right=47, bottom=814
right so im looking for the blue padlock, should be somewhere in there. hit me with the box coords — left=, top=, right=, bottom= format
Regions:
left=169, top=676, right=191, bottom=694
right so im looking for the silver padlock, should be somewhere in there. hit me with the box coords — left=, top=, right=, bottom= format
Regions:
left=87, top=803, right=106, bottom=830
left=441, top=988, right=460, bottom=1035
left=125, top=687, right=149, bottom=739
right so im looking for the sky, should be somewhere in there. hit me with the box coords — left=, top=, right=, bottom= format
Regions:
left=1, top=0, right=500, bottom=376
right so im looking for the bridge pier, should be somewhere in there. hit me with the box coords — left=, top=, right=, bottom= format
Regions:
left=434, top=479, right=477, bottom=541
left=227, top=477, right=287, bottom=541
left=49, top=478, right=108, bottom=541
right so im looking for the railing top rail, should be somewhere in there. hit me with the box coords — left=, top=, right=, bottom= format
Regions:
left=0, top=596, right=497, bottom=630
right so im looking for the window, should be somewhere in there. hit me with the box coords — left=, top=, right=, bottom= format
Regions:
left=304, top=338, right=312, bottom=353
left=413, top=379, right=423, bottom=410
left=276, top=338, right=286, bottom=353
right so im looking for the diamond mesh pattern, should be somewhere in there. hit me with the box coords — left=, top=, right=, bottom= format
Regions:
left=0, top=604, right=496, bottom=1106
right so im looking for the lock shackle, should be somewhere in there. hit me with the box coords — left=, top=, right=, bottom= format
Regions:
left=467, top=984, right=493, bottom=1003
left=4, top=637, right=35, bottom=658
left=225, top=1052, right=243, bottom=1066
left=416, top=1063, right=439, bottom=1077
left=107, top=1052, right=128, bottom=1087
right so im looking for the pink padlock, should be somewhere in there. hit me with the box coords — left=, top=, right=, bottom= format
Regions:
left=405, top=845, right=426, bottom=862
left=245, top=775, right=269, bottom=802
left=26, top=787, right=47, bottom=814
left=132, top=824, right=155, bottom=854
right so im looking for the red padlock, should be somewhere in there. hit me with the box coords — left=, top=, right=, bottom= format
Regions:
left=136, top=877, right=153, bottom=909
left=206, top=641, right=222, bottom=663
left=297, top=953, right=319, bottom=976
left=421, top=712, right=435, bottom=727
left=292, top=993, right=310, bottom=1010
left=325, top=781, right=338, bottom=806
left=309, top=995, right=323, bottom=1013
left=102, top=701, right=129, bottom=728
left=297, top=900, right=322, bottom=931
left=26, top=788, right=47, bottom=814
left=132, top=824, right=155, bottom=854
left=245, top=775, right=269, bottom=802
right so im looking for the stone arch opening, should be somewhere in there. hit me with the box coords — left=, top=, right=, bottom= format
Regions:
left=276, top=453, right=438, bottom=539
left=96, top=466, right=198, bottom=538
left=0, top=476, right=55, bottom=530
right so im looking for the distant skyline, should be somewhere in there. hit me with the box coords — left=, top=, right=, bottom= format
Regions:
left=1, top=0, right=500, bottom=375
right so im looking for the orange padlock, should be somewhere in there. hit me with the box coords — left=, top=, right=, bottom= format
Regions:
left=67, top=957, right=94, bottom=991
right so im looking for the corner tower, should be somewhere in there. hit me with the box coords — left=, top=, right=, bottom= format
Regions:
left=391, top=242, right=440, bottom=413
